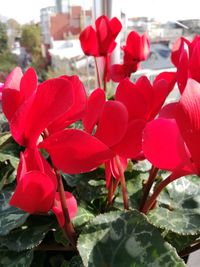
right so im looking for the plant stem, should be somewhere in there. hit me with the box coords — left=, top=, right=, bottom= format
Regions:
left=115, top=155, right=129, bottom=210
left=179, top=241, right=200, bottom=257
left=139, top=166, right=159, bottom=212
left=141, top=172, right=180, bottom=214
left=94, top=57, right=101, bottom=88
left=103, top=55, right=108, bottom=92
left=55, top=169, right=77, bottom=248
left=35, top=243, right=75, bottom=251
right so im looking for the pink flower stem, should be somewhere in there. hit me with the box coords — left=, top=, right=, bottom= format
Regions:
left=103, top=55, right=108, bottom=92
left=139, top=166, right=159, bottom=212
left=141, top=172, right=180, bottom=214
left=42, top=129, right=76, bottom=248
left=115, top=155, right=129, bottom=210
left=55, top=169, right=77, bottom=248
left=94, top=57, right=101, bottom=88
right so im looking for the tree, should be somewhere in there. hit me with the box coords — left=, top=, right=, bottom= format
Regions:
left=0, top=21, right=8, bottom=53
left=20, top=24, right=42, bottom=56
left=20, top=23, right=48, bottom=79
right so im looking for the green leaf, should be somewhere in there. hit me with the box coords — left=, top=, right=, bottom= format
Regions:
left=0, top=160, right=15, bottom=190
left=61, top=260, right=70, bottom=267
left=72, top=207, right=95, bottom=228
left=78, top=210, right=186, bottom=267
left=30, top=251, right=46, bottom=267
left=0, top=152, right=19, bottom=169
left=148, top=176, right=200, bottom=235
left=69, top=256, right=84, bottom=267
left=0, top=249, right=33, bottom=267
left=0, top=190, right=29, bottom=236
left=54, top=227, right=69, bottom=247
left=114, top=171, right=146, bottom=210
left=0, top=216, right=54, bottom=251
left=73, top=168, right=107, bottom=206
left=0, top=132, right=12, bottom=147
left=164, top=231, right=199, bottom=252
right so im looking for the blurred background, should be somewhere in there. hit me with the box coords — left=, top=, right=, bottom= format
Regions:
left=0, top=0, right=200, bottom=91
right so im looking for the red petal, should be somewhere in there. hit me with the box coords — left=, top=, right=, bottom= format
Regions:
left=148, top=76, right=174, bottom=120
left=52, top=192, right=77, bottom=227
left=143, top=118, right=193, bottom=172
left=79, top=26, right=98, bottom=56
left=2, top=67, right=23, bottom=121
left=177, top=49, right=189, bottom=93
left=2, top=89, right=20, bottom=121
left=159, top=102, right=178, bottom=119
left=39, top=129, right=114, bottom=174
left=176, top=79, right=200, bottom=172
left=112, top=119, right=146, bottom=158
left=110, top=64, right=128, bottom=82
left=83, top=88, right=106, bottom=133
left=11, top=78, right=73, bottom=147
left=109, top=17, right=122, bottom=39
left=123, top=31, right=150, bottom=61
left=20, top=67, right=37, bottom=102
left=48, top=75, right=87, bottom=134
left=96, top=16, right=116, bottom=55
left=136, top=76, right=154, bottom=117
left=17, top=148, right=57, bottom=188
left=110, top=156, right=127, bottom=179
left=9, top=171, right=56, bottom=213
left=95, top=100, right=128, bottom=147
left=4, top=67, right=22, bottom=91
left=189, top=41, right=200, bottom=83
left=171, top=37, right=190, bottom=67
left=153, top=71, right=176, bottom=92
left=115, top=79, right=147, bottom=121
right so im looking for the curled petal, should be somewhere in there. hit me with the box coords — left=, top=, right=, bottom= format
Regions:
left=143, top=118, right=193, bottom=173
left=10, top=171, right=56, bottom=213
left=52, top=192, right=77, bottom=227
left=95, top=100, right=128, bottom=147
left=83, top=88, right=106, bottom=133
left=39, top=129, right=114, bottom=174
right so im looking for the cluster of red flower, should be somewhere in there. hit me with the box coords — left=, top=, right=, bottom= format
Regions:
left=1, top=15, right=200, bottom=234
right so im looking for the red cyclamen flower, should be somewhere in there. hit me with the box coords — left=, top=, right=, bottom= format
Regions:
left=79, top=15, right=122, bottom=57
left=10, top=147, right=58, bottom=213
left=111, top=31, right=150, bottom=82
left=143, top=78, right=200, bottom=179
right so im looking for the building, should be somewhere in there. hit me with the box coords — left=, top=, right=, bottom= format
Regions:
left=40, top=4, right=92, bottom=45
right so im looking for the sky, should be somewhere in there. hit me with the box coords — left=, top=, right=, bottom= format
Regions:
left=0, top=0, right=199, bottom=24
